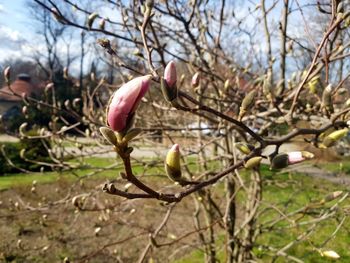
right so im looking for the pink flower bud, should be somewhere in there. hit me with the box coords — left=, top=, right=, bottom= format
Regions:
left=170, top=144, right=179, bottom=152
left=164, top=61, right=177, bottom=88
left=191, top=72, right=200, bottom=88
left=287, top=151, right=305, bottom=164
left=107, top=75, right=151, bottom=132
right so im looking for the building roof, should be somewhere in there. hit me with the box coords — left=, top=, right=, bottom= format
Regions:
left=0, top=75, right=40, bottom=102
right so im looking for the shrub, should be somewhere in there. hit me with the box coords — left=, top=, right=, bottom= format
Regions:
left=0, top=131, right=52, bottom=175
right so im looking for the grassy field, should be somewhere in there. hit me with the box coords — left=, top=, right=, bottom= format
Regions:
left=176, top=164, right=350, bottom=263
left=0, top=157, right=349, bottom=262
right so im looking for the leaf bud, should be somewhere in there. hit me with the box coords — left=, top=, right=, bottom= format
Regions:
left=4, top=66, right=10, bottom=83
left=322, top=128, right=349, bottom=148
left=323, top=191, right=343, bottom=203
left=99, top=127, right=118, bottom=146
left=191, top=72, right=200, bottom=88
left=122, top=128, right=142, bottom=143
left=244, top=156, right=262, bottom=169
left=224, top=79, right=230, bottom=90
left=270, top=153, right=289, bottom=169
left=88, top=12, right=98, bottom=29
left=308, top=75, right=320, bottom=94
left=165, top=144, right=182, bottom=182
left=238, top=89, right=257, bottom=120
left=322, top=84, right=333, bottom=113
left=234, top=142, right=255, bottom=155
left=320, top=250, right=340, bottom=259
left=99, top=18, right=106, bottom=30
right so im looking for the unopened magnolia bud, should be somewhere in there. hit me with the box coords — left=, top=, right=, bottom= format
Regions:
left=45, top=83, right=54, bottom=94
left=234, top=142, right=254, bottom=155
left=345, top=16, right=350, bottom=27
left=22, top=106, right=28, bottom=115
left=122, top=128, right=142, bottom=143
left=146, top=0, right=154, bottom=8
left=244, top=156, right=262, bottom=169
left=133, top=48, right=143, bottom=58
left=287, top=40, right=293, bottom=52
left=72, top=98, right=81, bottom=108
left=4, top=66, right=10, bottom=83
left=328, top=128, right=349, bottom=140
left=270, top=153, right=289, bottom=169
left=337, top=2, right=344, bottom=13
left=99, top=18, right=106, bottom=30
left=64, top=100, right=70, bottom=109
left=322, top=137, right=336, bottom=148
left=90, top=72, right=96, bottom=82
left=88, top=12, right=98, bottom=29
left=323, top=191, right=343, bottom=202
left=97, top=38, right=111, bottom=49
left=180, top=74, right=185, bottom=84
left=144, top=0, right=154, bottom=17
left=287, top=151, right=314, bottom=164
left=51, top=8, right=65, bottom=24
left=59, top=126, right=67, bottom=133
left=224, top=79, right=230, bottom=90
left=107, top=76, right=150, bottom=133
left=191, top=72, right=200, bottom=88
left=100, top=127, right=118, bottom=145
left=42, top=245, right=49, bottom=252
left=39, top=128, right=46, bottom=136
left=322, top=128, right=349, bottom=147
left=63, top=67, right=69, bottom=79
left=300, top=151, right=314, bottom=159
left=271, top=151, right=313, bottom=169
left=124, top=182, right=132, bottom=191
left=20, top=149, right=26, bottom=159
left=17, top=239, right=22, bottom=249
left=165, top=144, right=182, bottom=182
left=263, top=72, right=272, bottom=97
left=94, top=227, right=102, bottom=236
left=308, top=75, right=320, bottom=94
left=21, top=93, right=29, bottom=105
left=71, top=196, right=80, bottom=207
left=321, top=250, right=340, bottom=259
left=239, top=89, right=257, bottom=120
left=322, top=84, right=333, bottom=112
left=19, top=122, right=28, bottom=137
left=161, top=77, right=177, bottom=102
left=164, top=61, right=177, bottom=88
left=103, top=183, right=117, bottom=194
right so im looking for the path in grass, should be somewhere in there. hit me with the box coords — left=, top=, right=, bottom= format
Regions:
left=280, top=163, right=350, bottom=186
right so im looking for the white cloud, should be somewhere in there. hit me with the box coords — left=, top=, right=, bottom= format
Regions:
left=0, top=25, right=23, bottom=43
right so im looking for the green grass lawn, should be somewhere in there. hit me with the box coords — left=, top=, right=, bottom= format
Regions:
left=0, top=156, right=164, bottom=190
left=176, top=164, right=350, bottom=263
left=1, top=157, right=349, bottom=262
left=0, top=155, right=219, bottom=190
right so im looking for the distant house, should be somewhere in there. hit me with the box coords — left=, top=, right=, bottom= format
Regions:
left=0, top=74, right=42, bottom=117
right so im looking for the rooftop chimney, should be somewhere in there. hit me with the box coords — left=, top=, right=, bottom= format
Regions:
left=17, top=73, right=31, bottom=82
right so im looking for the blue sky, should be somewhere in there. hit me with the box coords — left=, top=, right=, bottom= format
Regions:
left=0, top=0, right=35, bottom=61
left=0, top=0, right=323, bottom=77
left=0, top=0, right=29, bottom=31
